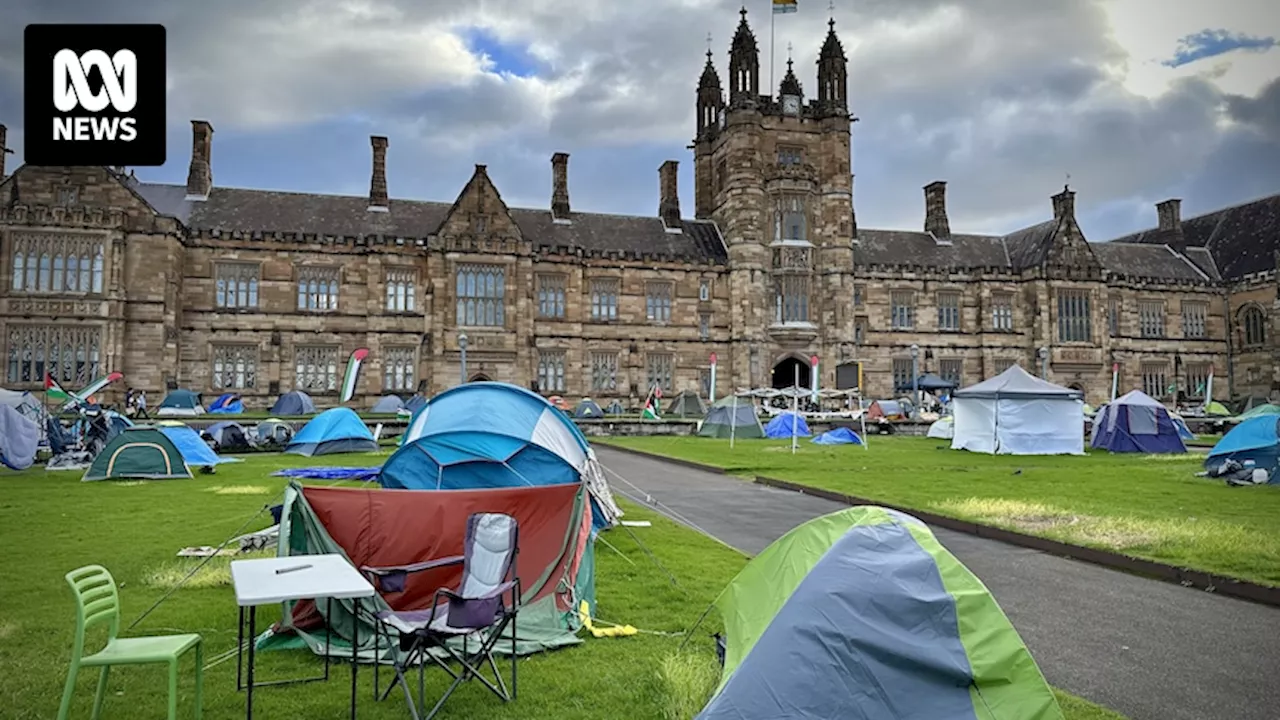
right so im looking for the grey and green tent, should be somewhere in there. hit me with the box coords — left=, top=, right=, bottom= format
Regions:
left=82, top=427, right=193, bottom=481
left=669, top=390, right=708, bottom=418
left=699, top=506, right=1063, bottom=720
left=698, top=396, right=764, bottom=439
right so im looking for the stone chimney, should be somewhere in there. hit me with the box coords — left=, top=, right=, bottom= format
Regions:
left=659, top=160, right=681, bottom=229
left=1157, top=198, right=1185, bottom=253
left=0, top=124, right=9, bottom=178
left=923, top=181, right=950, bottom=239
left=551, top=152, right=571, bottom=221
left=368, top=136, right=389, bottom=212
left=184, top=120, right=214, bottom=200
left=1051, top=186, right=1076, bottom=222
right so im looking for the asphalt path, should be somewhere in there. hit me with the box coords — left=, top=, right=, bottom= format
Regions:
left=594, top=445, right=1280, bottom=720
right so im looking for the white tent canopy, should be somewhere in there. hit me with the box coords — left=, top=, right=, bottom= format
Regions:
left=950, top=365, right=1085, bottom=455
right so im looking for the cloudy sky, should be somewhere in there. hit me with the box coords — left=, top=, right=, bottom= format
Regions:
left=2, top=0, right=1278, bottom=240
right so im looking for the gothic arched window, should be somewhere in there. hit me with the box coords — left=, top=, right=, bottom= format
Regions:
left=1241, top=305, right=1267, bottom=347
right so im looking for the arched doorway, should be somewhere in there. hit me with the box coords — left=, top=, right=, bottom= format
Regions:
left=771, top=356, right=810, bottom=389
left=1067, top=382, right=1086, bottom=403
left=469, top=373, right=491, bottom=383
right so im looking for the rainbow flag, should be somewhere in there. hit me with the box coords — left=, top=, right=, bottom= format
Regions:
left=340, top=348, right=369, bottom=403
left=773, top=0, right=798, bottom=14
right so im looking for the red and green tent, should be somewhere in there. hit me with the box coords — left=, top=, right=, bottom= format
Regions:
left=261, top=480, right=596, bottom=660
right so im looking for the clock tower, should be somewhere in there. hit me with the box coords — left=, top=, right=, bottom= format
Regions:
left=692, top=9, right=855, bottom=392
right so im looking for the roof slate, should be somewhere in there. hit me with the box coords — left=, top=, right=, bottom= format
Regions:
left=1109, top=194, right=1280, bottom=279
left=1090, top=242, right=1209, bottom=282
left=132, top=182, right=727, bottom=263
left=853, top=229, right=1009, bottom=268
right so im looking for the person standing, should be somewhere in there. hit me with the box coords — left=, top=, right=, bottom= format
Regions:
left=135, top=390, right=150, bottom=419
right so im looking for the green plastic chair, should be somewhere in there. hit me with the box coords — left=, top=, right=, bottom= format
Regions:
left=58, top=565, right=203, bottom=720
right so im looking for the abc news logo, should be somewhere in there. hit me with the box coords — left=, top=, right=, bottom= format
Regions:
left=24, top=24, right=166, bottom=166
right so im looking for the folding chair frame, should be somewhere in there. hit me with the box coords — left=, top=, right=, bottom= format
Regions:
left=363, top=522, right=521, bottom=720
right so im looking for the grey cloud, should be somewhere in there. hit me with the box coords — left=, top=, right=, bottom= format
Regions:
left=0, top=0, right=1277, bottom=241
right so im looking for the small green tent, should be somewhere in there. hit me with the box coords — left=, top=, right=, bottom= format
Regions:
left=1234, top=404, right=1280, bottom=423
left=699, top=506, right=1063, bottom=719
left=698, top=396, right=764, bottom=439
left=83, top=427, right=193, bottom=481
left=669, top=390, right=708, bottom=418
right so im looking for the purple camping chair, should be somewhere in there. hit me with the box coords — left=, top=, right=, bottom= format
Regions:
left=361, top=512, right=520, bottom=720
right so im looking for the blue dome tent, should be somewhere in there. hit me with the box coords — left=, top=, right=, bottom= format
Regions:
left=1091, top=390, right=1186, bottom=454
left=1205, top=416, right=1280, bottom=484
left=811, top=426, right=863, bottom=445
left=270, top=390, right=316, bottom=416
left=158, top=424, right=237, bottom=466
left=285, top=407, right=378, bottom=456
left=764, top=411, right=811, bottom=438
left=371, top=394, right=404, bottom=413
left=380, top=382, right=622, bottom=530
left=208, top=393, right=244, bottom=414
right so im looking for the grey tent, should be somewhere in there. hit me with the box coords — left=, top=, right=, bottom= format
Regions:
left=915, top=373, right=958, bottom=392
left=371, top=395, right=405, bottom=413
left=605, top=400, right=625, bottom=416
left=204, top=421, right=252, bottom=451
left=256, top=418, right=295, bottom=446
left=699, top=396, right=765, bottom=439
left=403, top=395, right=428, bottom=414
left=270, top=391, right=316, bottom=416
left=572, top=398, right=605, bottom=419
left=0, top=404, right=41, bottom=470
left=669, top=390, right=708, bottom=418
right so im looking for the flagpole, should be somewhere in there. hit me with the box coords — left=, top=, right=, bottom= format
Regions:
left=770, top=0, right=776, bottom=96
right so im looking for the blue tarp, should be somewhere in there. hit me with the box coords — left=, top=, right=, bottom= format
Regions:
left=1092, top=391, right=1186, bottom=454
left=0, top=404, right=41, bottom=470
left=381, top=382, right=617, bottom=529
left=158, top=425, right=239, bottom=466
left=271, top=466, right=382, bottom=481
left=1206, top=416, right=1280, bottom=481
left=811, top=427, right=863, bottom=445
left=286, top=407, right=378, bottom=456
left=764, top=412, right=811, bottom=438
left=270, top=391, right=316, bottom=416
left=208, top=393, right=244, bottom=414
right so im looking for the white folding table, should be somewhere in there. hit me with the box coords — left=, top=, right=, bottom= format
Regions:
left=230, top=554, right=375, bottom=720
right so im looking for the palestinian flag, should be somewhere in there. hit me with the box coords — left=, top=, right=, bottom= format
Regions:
left=340, top=348, right=369, bottom=403
left=44, top=374, right=72, bottom=406
left=642, top=403, right=660, bottom=420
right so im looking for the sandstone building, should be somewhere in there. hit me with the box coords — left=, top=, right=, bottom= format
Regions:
left=0, top=9, right=1276, bottom=410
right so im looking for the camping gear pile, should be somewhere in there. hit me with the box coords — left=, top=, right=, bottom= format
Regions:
left=208, top=392, right=244, bottom=414
left=1203, top=416, right=1280, bottom=486
left=951, top=365, right=1085, bottom=455
left=696, top=506, right=1064, bottom=719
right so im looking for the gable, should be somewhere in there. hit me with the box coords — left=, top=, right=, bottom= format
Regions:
left=1043, top=216, right=1101, bottom=271
left=435, top=165, right=523, bottom=245
left=3, top=164, right=164, bottom=222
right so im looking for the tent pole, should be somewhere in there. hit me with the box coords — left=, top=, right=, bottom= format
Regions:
left=729, top=395, right=737, bottom=449
left=859, top=393, right=868, bottom=450
left=792, top=364, right=798, bottom=454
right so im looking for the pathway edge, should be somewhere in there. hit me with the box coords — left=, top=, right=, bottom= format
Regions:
left=753, top=475, right=1280, bottom=609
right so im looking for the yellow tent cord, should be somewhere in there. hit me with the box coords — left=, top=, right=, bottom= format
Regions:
left=577, top=601, right=685, bottom=638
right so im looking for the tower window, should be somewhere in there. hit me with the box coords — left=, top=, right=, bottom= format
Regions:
left=777, top=146, right=803, bottom=167
left=774, top=195, right=807, bottom=243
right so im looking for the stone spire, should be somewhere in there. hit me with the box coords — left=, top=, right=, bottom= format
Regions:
left=728, top=6, right=760, bottom=105
left=817, top=16, right=848, bottom=114
left=779, top=56, right=803, bottom=100
left=696, top=46, right=725, bottom=136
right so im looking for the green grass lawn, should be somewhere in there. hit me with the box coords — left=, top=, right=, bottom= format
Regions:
left=598, top=435, right=1280, bottom=587
left=0, top=452, right=1121, bottom=719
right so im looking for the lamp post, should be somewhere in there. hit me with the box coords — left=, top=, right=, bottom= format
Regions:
left=1038, top=346, right=1049, bottom=379
left=910, top=344, right=920, bottom=417
left=458, top=332, right=469, bottom=385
